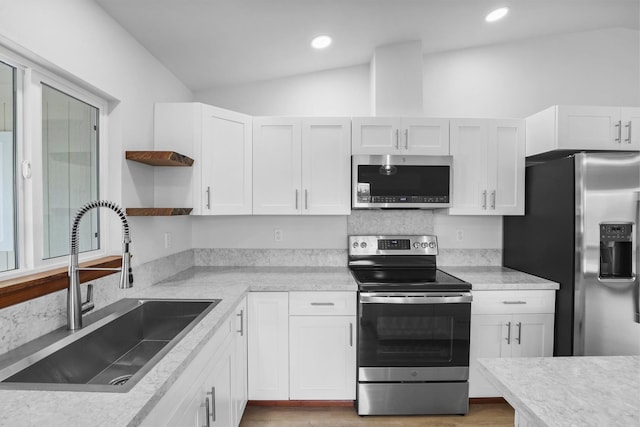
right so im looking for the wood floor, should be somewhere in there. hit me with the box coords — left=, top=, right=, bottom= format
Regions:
left=239, top=402, right=514, bottom=426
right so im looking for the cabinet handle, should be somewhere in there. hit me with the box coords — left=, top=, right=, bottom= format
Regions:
left=516, top=322, right=522, bottom=345
left=305, top=189, right=309, bottom=210
left=206, top=186, right=211, bottom=209
left=404, top=129, right=409, bottom=150
left=615, top=120, right=622, bottom=143
left=491, top=190, right=496, bottom=209
left=350, top=322, right=353, bottom=347
left=502, top=301, right=527, bottom=305
left=204, top=397, right=211, bottom=427
left=295, top=189, right=299, bottom=210
left=207, top=387, right=216, bottom=422
left=237, top=309, right=244, bottom=336
left=482, top=190, right=487, bottom=209
left=395, top=129, right=399, bottom=149
left=625, top=121, right=632, bottom=144
left=310, top=302, right=335, bottom=306
left=505, top=321, right=512, bottom=345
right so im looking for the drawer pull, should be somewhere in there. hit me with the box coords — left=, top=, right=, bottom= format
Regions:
left=310, top=302, right=335, bottom=306
left=502, top=301, right=527, bottom=305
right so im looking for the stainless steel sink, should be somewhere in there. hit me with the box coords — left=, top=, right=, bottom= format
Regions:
left=0, top=298, right=219, bottom=392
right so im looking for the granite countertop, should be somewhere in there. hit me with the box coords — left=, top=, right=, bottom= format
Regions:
left=478, top=356, right=640, bottom=427
left=443, top=266, right=559, bottom=290
left=0, top=265, right=554, bottom=426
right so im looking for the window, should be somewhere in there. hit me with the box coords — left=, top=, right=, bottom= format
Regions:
left=0, top=48, right=109, bottom=280
left=0, top=61, right=16, bottom=273
left=41, top=84, right=99, bottom=259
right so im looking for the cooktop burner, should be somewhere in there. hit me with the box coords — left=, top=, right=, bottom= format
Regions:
left=351, top=268, right=470, bottom=292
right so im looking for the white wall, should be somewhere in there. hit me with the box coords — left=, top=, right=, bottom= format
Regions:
left=194, top=27, right=639, bottom=250
left=422, top=28, right=639, bottom=118
left=0, top=0, right=193, bottom=265
left=195, top=64, right=370, bottom=116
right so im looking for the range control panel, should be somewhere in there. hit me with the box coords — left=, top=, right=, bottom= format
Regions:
left=348, top=235, right=438, bottom=256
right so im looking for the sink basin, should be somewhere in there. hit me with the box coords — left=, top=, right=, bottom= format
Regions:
left=0, top=298, right=219, bottom=392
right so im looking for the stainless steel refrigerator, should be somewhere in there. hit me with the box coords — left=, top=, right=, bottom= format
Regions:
left=503, top=152, right=639, bottom=356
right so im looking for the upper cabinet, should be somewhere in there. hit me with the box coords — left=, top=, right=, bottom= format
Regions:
left=526, top=105, right=640, bottom=158
left=449, top=119, right=525, bottom=216
left=154, top=103, right=252, bottom=215
left=351, top=117, right=449, bottom=155
left=252, top=117, right=351, bottom=215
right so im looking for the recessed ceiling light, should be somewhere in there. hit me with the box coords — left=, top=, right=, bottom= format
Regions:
left=311, top=35, right=332, bottom=49
left=485, top=7, right=509, bottom=22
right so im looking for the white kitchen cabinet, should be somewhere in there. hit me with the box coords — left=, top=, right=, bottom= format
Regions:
left=141, top=302, right=239, bottom=427
left=154, top=102, right=252, bottom=215
left=289, top=292, right=357, bottom=400
left=526, top=105, right=640, bottom=157
left=247, top=292, right=289, bottom=400
left=469, top=290, right=555, bottom=398
left=449, top=119, right=525, bottom=215
left=231, top=297, right=248, bottom=424
left=351, top=117, right=449, bottom=155
left=253, top=117, right=351, bottom=215
left=247, top=291, right=357, bottom=401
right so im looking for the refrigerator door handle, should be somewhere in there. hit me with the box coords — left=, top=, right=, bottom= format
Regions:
left=629, top=192, right=640, bottom=323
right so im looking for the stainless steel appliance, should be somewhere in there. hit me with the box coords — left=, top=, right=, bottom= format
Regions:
left=352, top=155, right=452, bottom=209
left=348, top=235, right=471, bottom=415
left=504, top=152, right=640, bottom=356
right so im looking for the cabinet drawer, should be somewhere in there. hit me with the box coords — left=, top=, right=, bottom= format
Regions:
left=471, top=290, right=556, bottom=315
left=289, top=292, right=356, bottom=316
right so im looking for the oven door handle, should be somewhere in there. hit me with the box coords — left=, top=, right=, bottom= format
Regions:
left=359, top=293, right=472, bottom=304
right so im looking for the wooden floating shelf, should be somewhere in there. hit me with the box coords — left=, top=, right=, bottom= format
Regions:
left=125, top=150, right=194, bottom=166
left=126, top=208, right=193, bottom=216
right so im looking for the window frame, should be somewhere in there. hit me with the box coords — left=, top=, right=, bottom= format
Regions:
left=0, top=48, right=111, bottom=280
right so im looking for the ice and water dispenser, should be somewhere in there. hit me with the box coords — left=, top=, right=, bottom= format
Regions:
left=599, top=222, right=634, bottom=279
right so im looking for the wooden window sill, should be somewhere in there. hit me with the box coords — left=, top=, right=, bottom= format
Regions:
left=0, top=256, right=122, bottom=310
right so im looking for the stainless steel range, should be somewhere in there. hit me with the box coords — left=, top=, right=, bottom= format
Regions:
left=348, top=235, right=472, bottom=416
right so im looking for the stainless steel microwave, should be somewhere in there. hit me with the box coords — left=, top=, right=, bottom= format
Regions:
left=352, top=155, right=452, bottom=209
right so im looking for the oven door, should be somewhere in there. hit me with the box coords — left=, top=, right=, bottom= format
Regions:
left=358, top=292, right=471, bottom=382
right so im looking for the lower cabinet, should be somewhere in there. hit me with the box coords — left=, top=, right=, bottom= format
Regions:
left=142, top=297, right=247, bottom=427
left=248, top=291, right=357, bottom=401
left=469, top=290, right=555, bottom=398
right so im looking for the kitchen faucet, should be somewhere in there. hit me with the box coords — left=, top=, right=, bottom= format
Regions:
left=67, top=200, right=133, bottom=330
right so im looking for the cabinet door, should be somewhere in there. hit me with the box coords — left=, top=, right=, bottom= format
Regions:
left=449, top=119, right=489, bottom=215
left=621, top=107, right=640, bottom=150
left=301, top=118, right=351, bottom=215
left=201, top=107, right=252, bottom=215
left=231, top=298, right=247, bottom=426
left=289, top=316, right=356, bottom=400
left=248, top=292, right=289, bottom=400
left=204, top=346, right=234, bottom=427
left=557, top=106, right=622, bottom=150
left=351, top=117, right=401, bottom=154
left=489, top=120, right=525, bottom=215
left=510, top=314, right=554, bottom=359
left=401, top=118, right=450, bottom=155
left=469, top=314, right=511, bottom=398
left=252, top=118, right=302, bottom=214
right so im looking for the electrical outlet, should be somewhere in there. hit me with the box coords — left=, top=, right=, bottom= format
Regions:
left=164, top=232, right=172, bottom=248
left=274, top=228, right=283, bottom=242
left=456, top=229, right=464, bottom=241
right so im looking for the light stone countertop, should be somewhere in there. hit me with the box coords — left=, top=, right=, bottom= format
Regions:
left=478, top=356, right=640, bottom=427
left=443, top=266, right=560, bottom=290
left=0, top=265, right=554, bottom=426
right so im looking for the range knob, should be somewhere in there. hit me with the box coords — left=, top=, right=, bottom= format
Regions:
left=413, top=242, right=421, bottom=249
left=352, top=242, right=359, bottom=249
left=360, top=242, right=367, bottom=248
left=421, top=242, right=428, bottom=248
left=429, top=242, right=436, bottom=248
